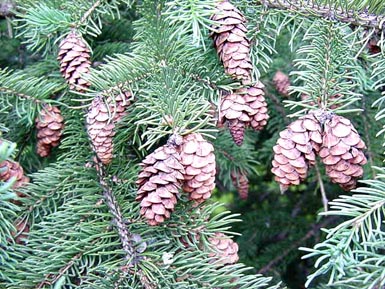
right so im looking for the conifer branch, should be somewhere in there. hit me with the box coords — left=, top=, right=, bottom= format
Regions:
left=78, top=0, right=102, bottom=27
left=95, top=161, right=135, bottom=261
left=256, top=0, right=385, bottom=30
left=257, top=216, right=337, bottom=275
left=0, top=87, right=42, bottom=104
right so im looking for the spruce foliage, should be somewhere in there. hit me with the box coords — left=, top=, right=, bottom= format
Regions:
left=1, top=0, right=385, bottom=288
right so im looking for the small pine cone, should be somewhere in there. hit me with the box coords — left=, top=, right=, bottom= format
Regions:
left=180, top=133, right=216, bottom=204
left=319, top=115, right=367, bottom=191
left=0, top=160, right=30, bottom=200
left=58, top=30, right=91, bottom=91
left=35, top=104, right=64, bottom=157
left=240, top=82, right=269, bottom=131
left=231, top=171, right=249, bottom=199
left=208, top=232, right=239, bottom=265
left=271, top=112, right=322, bottom=192
left=136, top=143, right=185, bottom=226
left=210, top=0, right=252, bottom=83
left=220, top=93, right=251, bottom=145
left=273, top=71, right=290, bottom=97
left=86, top=93, right=131, bottom=165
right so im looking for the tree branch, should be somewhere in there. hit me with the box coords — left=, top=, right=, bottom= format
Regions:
left=0, top=87, right=42, bottom=103
left=95, top=161, right=135, bottom=261
left=255, top=0, right=385, bottom=30
left=257, top=216, right=338, bottom=275
left=77, top=0, right=102, bottom=27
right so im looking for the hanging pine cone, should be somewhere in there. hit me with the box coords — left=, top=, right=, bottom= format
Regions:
left=35, top=104, right=64, bottom=157
left=231, top=170, right=249, bottom=199
left=180, top=133, right=216, bottom=204
left=136, top=138, right=185, bottom=226
left=86, top=93, right=131, bottom=165
left=0, top=160, right=30, bottom=202
left=210, top=0, right=252, bottom=83
left=239, top=82, right=269, bottom=131
left=208, top=232, right=239, bottom=265
left=319, top=114, right=367, bottom=191
left=271, top=112, right=322, bottom=192
left=58, top=30, right=91, bottom=91
left=273, top=71, right=290, bottom=97
left=220, top=93, right=251, bottom=145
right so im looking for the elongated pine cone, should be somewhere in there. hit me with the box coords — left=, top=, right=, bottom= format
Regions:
left=211, top=0, right=252, bottom=83
left=35, top=104, right=64, bottom=157
left=272, top=112, right=322, bottom=192
left=86, top=93, right=131, bottom=165
left=319, top=115, right=367, bottom=190
left=220, top=93, right=251, bottom=145
left=58, top=30, right=91, bottom=91
left=273, top=71, right=290, bottom=97
left=231, top=171, right=249, bottom=199
left=208, top=232, right=239, bottom=265
left=136, top=142, right=185, bottom=225
left=240, top=82, right=269, bottom=131
left=0, top=160, right=29, bottom=201
left=180, top=133, right=216, bottom=204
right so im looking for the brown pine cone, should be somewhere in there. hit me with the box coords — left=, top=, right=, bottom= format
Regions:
left=319, top=115, right=367, bottom=191
left=136, top=141, right=185, bottom=226
left=273, top=71, right=290, bottom=97
left=220, top=93, right=251, bottom=145
left=86, top=93, right=131, bottom=165
left=271, top=112, right=322, bottom=192
left=231, top=170, right=249, bottom=199
left=180, top=133, right=216, bottom=204
left=239, top=82, right=269, bottom=131
left=210, top=0, right=252, bottom=83
left=58, top=30, right=91, bottom=91
left=35, top=104, right=64, bottom=157
left=208, top=232, right=239, bottom=265
left=0, top=160, right=30, bottom=201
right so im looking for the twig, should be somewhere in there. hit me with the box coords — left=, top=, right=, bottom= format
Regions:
left=257, top=216, right=338, bottom=275
left=0, top=87, right=42, bottom=103
left=78, top=0, right=102, bottom=27
left=256, top=0, right=385, bottom=31
left=315, top=162, right=328, bottom=212
left=95, top=161, right=134, bottom=261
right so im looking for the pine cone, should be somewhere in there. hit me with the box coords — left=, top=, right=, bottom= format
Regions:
left=35, top=104, right=64, bottom=157
left=319, top=115, right=367, bottom=190
left=86, top=93, right=131, bottom=165
left=273, top=71, right=290, bottom=97
left=208, top=232, right=239, bottom=265
left=211, top=0, right=252, bottom=83
left=0, top=160, right=30, bottom=201
left=58, top=30, right=91, bottom=91
left=136, top=143, right=185, bottom=226
left=220, top=93, right=251, bottom=145
left=231, top=171, right=248, bottom=199
left=240, top=82, right=269, bottom=131
left=271, top=112, right=322, bottom=192
left=180, top=133, right=216, bottom=204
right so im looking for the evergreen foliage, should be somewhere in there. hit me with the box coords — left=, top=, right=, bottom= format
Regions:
left=1, top=0, right=385, bottom=288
